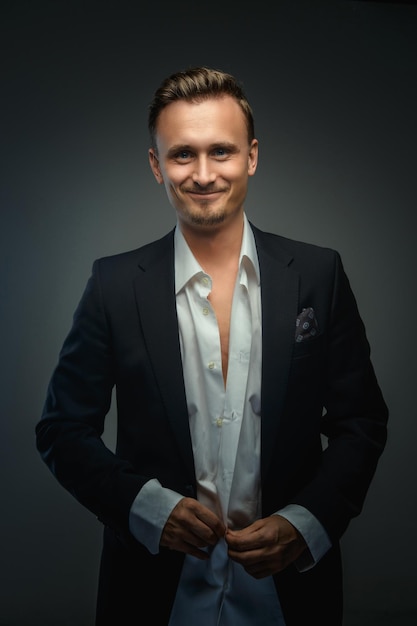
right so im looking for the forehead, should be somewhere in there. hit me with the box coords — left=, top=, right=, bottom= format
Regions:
left=155, top=96, right=248, bottom=149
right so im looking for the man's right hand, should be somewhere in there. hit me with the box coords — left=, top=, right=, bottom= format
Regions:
left=160, top=497, right=226, bottom=560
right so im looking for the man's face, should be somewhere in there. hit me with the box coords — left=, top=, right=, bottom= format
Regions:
left=149, top=95, right=258, bottom=233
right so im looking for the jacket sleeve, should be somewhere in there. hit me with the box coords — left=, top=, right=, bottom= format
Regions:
left=35, top=260, right=145, bottom=535
left=290, top=251, right=389, bottom=542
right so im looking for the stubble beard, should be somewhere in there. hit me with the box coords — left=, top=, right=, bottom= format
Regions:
left=185, top=201, right=227, bottom=227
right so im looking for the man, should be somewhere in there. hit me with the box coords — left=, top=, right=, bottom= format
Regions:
left=36, top=67, right=388, bottom=625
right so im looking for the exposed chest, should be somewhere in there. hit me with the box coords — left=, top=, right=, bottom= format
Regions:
left=208, top=270, right=237, bottom=384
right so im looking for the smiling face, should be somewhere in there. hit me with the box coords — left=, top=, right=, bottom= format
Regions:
left=149, top=95, right=258, bottom=235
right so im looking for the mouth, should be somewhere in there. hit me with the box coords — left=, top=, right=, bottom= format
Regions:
left=185, top=188, right=224, bottom=198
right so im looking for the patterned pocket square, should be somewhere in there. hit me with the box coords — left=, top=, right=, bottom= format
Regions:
left=295, top=307, right=319, bottom=342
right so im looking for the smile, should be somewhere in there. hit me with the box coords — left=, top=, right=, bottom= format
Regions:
left=186, top=189, right=223, bottom=197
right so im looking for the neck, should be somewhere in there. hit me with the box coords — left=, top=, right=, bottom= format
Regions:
left=179, top=214, right=244, bottom=271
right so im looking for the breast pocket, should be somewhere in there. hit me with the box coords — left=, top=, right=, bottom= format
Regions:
left=292, top=333, right=324, bottom=360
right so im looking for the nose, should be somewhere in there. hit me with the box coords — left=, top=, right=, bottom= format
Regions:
left=192, top=156, right=216, bottom=186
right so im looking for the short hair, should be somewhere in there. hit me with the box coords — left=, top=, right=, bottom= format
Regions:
left=148, top=66, right=255, bottom=150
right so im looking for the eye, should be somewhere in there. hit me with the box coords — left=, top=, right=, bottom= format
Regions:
left=176, top=150, right=192, bottom=161
left=212, top=144, right=235, bottom=159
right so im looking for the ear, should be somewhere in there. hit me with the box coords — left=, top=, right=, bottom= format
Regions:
left=149, top=148, right=163, bottom=184
left=248, top=139, right=258, bottom=176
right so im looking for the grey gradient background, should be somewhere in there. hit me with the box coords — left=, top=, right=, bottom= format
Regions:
left=1, top=0, right=416, bottom=624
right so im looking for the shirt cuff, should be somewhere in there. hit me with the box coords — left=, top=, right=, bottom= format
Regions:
left=275, top=504, right=332, bottom=572
left=129, top=478, right=183, bottom=554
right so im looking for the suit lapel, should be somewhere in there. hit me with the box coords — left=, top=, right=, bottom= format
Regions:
left=252, top=226, right=300, bottom=477
left=133, top=230, right=195, bottom=478
left=132, top=225, right=300, bottom=483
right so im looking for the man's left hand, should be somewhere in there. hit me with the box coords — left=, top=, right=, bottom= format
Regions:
left=225, top=515, right=307, bottom=579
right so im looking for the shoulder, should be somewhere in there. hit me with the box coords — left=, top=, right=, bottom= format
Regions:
left=92, top=229, right=175, bottom=277
left=250, top=222, right=341, bottom=269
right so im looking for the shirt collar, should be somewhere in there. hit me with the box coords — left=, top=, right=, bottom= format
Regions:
left=174, top=213, right=260, bottom=295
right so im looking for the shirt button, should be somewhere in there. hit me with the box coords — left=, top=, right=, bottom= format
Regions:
left=202, top=307, right=209, bottom=316
left=216, top=418, right=223, bottom=427
left=202, top=276, right=209, bottom=286
left=208, top=361, right=215, bottom=370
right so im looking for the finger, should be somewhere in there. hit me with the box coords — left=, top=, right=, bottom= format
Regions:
left=176, top=498, right=224, bottom=528
left=174, top=539, right=211, bottom=560
left=194, top=507, right=226, bottom=538
left=228, top=545, right=288, bottom=578
left=225, top=526, right=264, bottom=552
left=161, top=521, right=212, bottom=556
left=165, top=536, right=211, bottom=560
left=161, top=499, right=225, bottom=553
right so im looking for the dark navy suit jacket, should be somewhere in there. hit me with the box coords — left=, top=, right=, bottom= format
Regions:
left=36, top=223, right=388, bottom=625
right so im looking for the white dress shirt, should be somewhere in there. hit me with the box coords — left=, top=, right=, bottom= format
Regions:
left=129, top=214, right=331, bottom=624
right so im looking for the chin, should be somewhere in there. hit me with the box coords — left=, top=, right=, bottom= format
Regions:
left=191, top=213, right=227, bottom=227
left=184, top=205, right=227, bottom=227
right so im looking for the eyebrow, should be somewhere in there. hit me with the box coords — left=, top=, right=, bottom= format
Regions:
left=166, top=144, right=192, bottom=158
